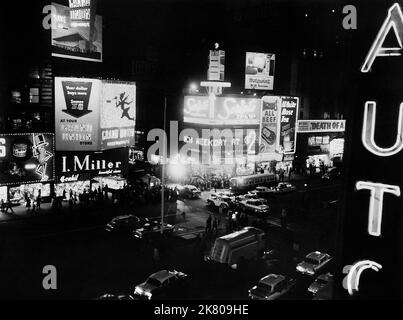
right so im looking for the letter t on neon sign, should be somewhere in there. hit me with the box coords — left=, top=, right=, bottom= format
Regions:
left=356, top=181, right=401, bottom=236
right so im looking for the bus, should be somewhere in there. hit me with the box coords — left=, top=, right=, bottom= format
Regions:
left=229, top=173, right=277, bottom=193
left=206, top=227, right=266, bottom=269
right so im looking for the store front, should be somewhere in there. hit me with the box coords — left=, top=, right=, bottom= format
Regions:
left=55, top=148, right=129, bottom=198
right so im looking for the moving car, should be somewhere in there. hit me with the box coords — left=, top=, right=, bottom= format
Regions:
left=134, top=270, right=189, bottom=300
left=248, top=274, right=296, bottom=300
left=308, top=273, right=334, bottom=295
left=95, top=293, right=135, bottom=300
left=250, top=186, right=273, bottom=198
left=236, top=193, right=260, bottom=202
left=270, top=182, right=296, bottom=194
left=132, top=220, right=175, bottom=239
left=296, top=251, right=333, bottom=276
left=105, top=215, right=149, bottom=233
left=183, top=185, right=202, bottom=199
left=207, top=194, right=232, bottom=210
left=240, top=199, right=270, bottom=215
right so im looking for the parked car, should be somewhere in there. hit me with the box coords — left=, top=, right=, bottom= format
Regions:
left=322, top=167, right=342, bottom=180
left=132, top=221, right=175, bottom=239
left=308, top=273, right=334, bottom=295
left=248, top=274, right=296, bottom=300
left=296, top=251, right=333, bottom=276
left=105, top=215, right=149, bottom=233
left=134, top=270, right=189, bottom=300
left=237, top=193, right=260, bottom=202
left=240, top=199, right=270, bottom=215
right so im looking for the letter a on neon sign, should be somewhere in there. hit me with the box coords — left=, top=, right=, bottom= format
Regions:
left=361, top=3, right=403, bottom=72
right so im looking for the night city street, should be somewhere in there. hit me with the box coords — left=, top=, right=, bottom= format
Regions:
left=0, top=0, right=403, bottom=308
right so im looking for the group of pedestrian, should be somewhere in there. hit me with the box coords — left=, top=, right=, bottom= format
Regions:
left=24, top=191, right=41, bottom=215
left=205, top=214, right=219, bottom=234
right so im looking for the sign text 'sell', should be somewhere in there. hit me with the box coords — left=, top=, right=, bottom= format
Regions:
left=338, top=2, right=403, bottom=299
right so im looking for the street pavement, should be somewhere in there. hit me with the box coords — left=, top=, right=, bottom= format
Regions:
left=0, top=175, right=341, bottom=299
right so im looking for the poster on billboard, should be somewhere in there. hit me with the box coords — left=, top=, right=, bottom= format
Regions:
left=183, top=95, right=261, bottom=125
left=0, top=133, right=55, bottom=186
left=55, top=77, right=101, bottom=151
left=245, top=52, right=275, bottom=90
left=100, top=81, right=136, bottom=150
left=259, top=96, right=280, bottom=155
left=278, top=96, right=299, bottom=154
left=51, top=2, right=102, bottom=62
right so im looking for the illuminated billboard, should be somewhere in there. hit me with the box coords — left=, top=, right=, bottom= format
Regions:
left=278, top=96, right=299, bottom=154
left=260, top=96, right=280, bottom=156
left=0, top=133, right=55, bottom=185
left=52, top=2, right=102, bottom=62
left=100, top=81, right=136, bottom=150
left=55, top=77, right=102, bottom=151
left=245, top=52, right=275, bottom=90
left=55, top=78, right=136, bottom=151
left=183, top=95, right=261, bottom=125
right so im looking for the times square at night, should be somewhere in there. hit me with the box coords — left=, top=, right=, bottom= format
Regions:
left=0, top=0, right=402, bottom=308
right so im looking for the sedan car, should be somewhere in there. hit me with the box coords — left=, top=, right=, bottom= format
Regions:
left=322, top=167, right=342, bottom=180
left=95, top=293, right=135, bottom=300
left=182, top=185, right=202, bottom=199
left=134, top=270, right=189, bottom=300
left=308, top=273, right=334, bottom=295
left=132, top=221, right=175, bottom=239
left=250, top=186, right=273, bottom=198
left=270, top=182, right=297, bottom=194
left=296, top=251, right=333, bottom=276
left=248, top=274, right=295, bottom=300
left=105, top=215, right=149, bottom=234
left=240, top=199, right=270, bottom=214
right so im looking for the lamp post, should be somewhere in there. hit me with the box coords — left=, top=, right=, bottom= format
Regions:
left=161, top=96, right=167, bottom=234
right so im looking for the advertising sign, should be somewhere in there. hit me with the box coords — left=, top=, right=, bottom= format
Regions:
left=100, top=81, right=136, bottom=150
left=0, top=186, right=7, bottom=202
left=208, top=50, right=225, bottom=81
left=245, top=52, right=275, bottom=90
left=297, top=120, right=346, bottom=133
left=52, top=2, right=102, bottom=62
left=55, top=77, right=101, bottom=151
left=0, top=133, right=55, bottom=186
left=183, top=95, right=261, bottom=125
left=259, top=96, right=280, bottom=155
left=55, top=148, right=129, bottom=182
left=278, top=96, right=299, bottom=154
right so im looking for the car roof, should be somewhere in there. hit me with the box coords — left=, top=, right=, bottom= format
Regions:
left=260, top=274, right=285, bottom=286
left=306, top=251, right=329, bottom=261
left=114, top=215, right=134, bottom=220
left=317, top=273, right=333, bottom=281
left=149, top=270, right=175, bottom=282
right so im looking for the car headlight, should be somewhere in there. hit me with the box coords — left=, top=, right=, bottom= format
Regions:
left=145, top=292, right=152, bottom=299
left=135, top=287, right=143, bottom=295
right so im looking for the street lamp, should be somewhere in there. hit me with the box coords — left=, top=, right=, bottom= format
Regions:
left=189, top=83, right=199, bottom=93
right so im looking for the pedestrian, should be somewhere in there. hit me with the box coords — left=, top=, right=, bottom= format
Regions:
left=0, top=199, right=5, bottom=213
left=31, top=199, right=37, bottom=215
left=5, top=200, right=14, bottom=214
left=36, top=194, right=41, bottom=210
left=212, top=217, right=218, bottom=234
left=206, top=214, right=212, bottom=233
left=281, top=208, right=287, bottom=229
left=68, top=197, right=73, bottom=210
left=26, top=196, right=31, bottom=211
left=69, top=189, right=73, bottom=200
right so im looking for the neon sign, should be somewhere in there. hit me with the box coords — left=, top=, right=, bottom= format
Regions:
left=343, top=260, right=382, bottom=296
left=361, top=3, right=403, bottom=72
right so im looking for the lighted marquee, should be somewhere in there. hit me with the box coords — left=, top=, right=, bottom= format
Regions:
left=183, top=95, right=261, bottom=125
